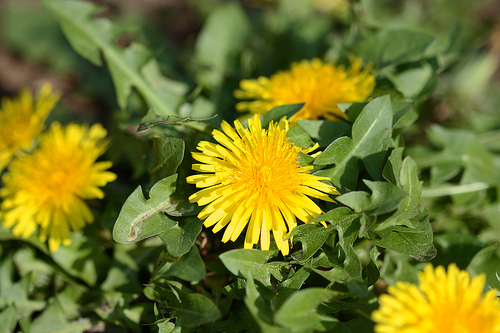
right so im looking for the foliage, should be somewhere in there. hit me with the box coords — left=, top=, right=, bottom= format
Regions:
left=1, top=0, right=499, bottom=331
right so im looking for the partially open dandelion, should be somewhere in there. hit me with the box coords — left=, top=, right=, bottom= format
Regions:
left=186, top=115, right=339, bottom=255
left=234, top=57, right=375, bottom=122
left=0, top=122, right=117, bottom=252
left=371, top=263, right=500, bottom=333
left=0, top=83, right=60, bottom=172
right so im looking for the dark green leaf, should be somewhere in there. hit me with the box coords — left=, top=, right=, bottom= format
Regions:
left=371, top=215, right=436, bottom=261
left=297, top=119, right=350, bottom=147
left=244, top=275, right=281, bottom=333
left=262, top=104, right=304, bottom=127
left=314, top=96, right=393, bottom=190
left=433, top=233, right=487, bottom=270
left=290, top=224, right=335, bottom=260
left=159, top=217, right=203, bottom=257
left=166, top=286, right=221, bottom=327
left=156, top=247, right=205, bottom=281
left=150, top=138, right=185, bottom=182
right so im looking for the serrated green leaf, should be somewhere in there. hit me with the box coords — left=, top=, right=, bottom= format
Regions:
left=310, top=207, right=358, bottom=251
left=113, top=175, right=178, bottom=244
left=371, top=215, right=436, bottom=261
left=290, top=224, right=335, bottom=260
left=274, top=288, right=340, bottom=332
left=314, top=96, right=393, bottom=190
left=262, top=103, right=305, bottom=127
left=156, top=246, right=205, bottom=282
left=219, top=249, right=283, bottom=287
left=159, top=217, right=203, bottom=257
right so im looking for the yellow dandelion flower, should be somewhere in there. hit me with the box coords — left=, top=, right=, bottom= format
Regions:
left=234, top=57, right=375, bottom=122
left=372, top=263, right=500, bottom=333
left=186, top=115, right=339, bottom=255
left=0, top=122, right=117, bottom=252
left=0, top=83, right=60, bottom=172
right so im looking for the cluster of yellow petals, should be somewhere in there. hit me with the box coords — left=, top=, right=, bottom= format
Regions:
left=1, top=122, right=117, bottom=252
left=186, top=115, right=338, bottom=255
left=234, top=57, right=375, bottom=122
left=372, top=263, right=500, bottom=333
left=0, top=83, right=60, bottom=172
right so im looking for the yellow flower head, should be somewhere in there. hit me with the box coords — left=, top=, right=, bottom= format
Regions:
left=186, top=115, right=339, bottom=255
left=0, top=83, right=60, bottom=172
left=1, top=122, right=117, bottom=252
left=372, top=263, right=500, bottom=333
left=234, top=57, right=375, bottom=122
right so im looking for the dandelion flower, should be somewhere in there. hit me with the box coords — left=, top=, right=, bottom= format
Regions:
left=186, top=115, right=339, bottom=255
left=371, top=263, right=500, bottom=333
left=234, top=57, right=375, bottom=122
left=0, top=122, right=117, bottom=252
left=0, top=83, right=60, bottom=172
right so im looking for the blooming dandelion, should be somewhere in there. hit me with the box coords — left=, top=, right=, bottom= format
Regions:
left=0, top=122, right=117, bottom=252
left=371, top=263, right=500, bottom=333
left=186, top=115, right=339, bottom=255
left=0, top=83, right=60, bottom=172
left=234, top=57, right=375, bottom=122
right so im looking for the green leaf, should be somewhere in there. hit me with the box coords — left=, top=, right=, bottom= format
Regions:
left=150, top=138, right=185, bottom=181
left=389, top=62, right=435, bottom=98
left=159, top=217, right=203, bottom=257
left=165, top=286, right=221, bottom=327
left=113, top=175, right=178, bottom=244
left=194, top=2, right=250, bottom=86
left=219, top=249, right=284, bottom=287
left=51, top=234, right=111, bottom=286
left=262, top=103, right=305, bottom=127
left=297, top=119, right=350, bottom=147
left=337, top=180, right=408, bottom=216
left=274, top=288, right=340, bottom=332
left=0, top=306, right=17, bottom=333
left=433, top=233, right=487, bottom=270
left=287, top=125, right=315, bottom=149
left=42, top=0, right=186, bottom=116
left=310, top=207, right=358, bottom=251
left=244, top=275, right=281, bottom=333
left=30, top=299, right=92, bottom=333
left=467, top=245, right=500, bottom=291
left=371, top=215, right=437, bottom=261
left=155, top=247, right=205, bottom=282
left=290, top=224, right=335, bottom=260
left=382, top=147, right=404, bottom=185
left=274, top=267, right=312, bottom=307
left=314, top=96, right=393, bottom=190
left=354, top=30, right=435, bottom=67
